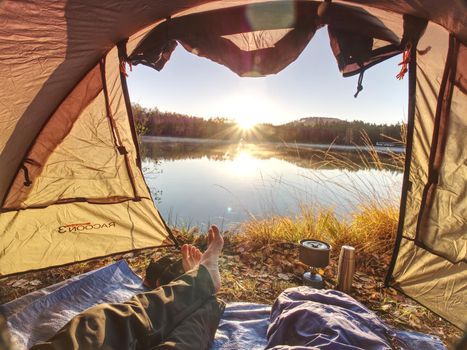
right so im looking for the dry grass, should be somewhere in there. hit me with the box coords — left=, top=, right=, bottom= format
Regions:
left=235, top=129, right=403, bottom=262
left=236, top=202, right=398, bottom=258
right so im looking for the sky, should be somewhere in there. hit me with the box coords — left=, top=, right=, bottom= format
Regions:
left=127, top=28, right=408, bottom=126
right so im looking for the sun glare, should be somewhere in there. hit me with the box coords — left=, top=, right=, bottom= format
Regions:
left=215, top=90, right=278, bottom=129
left=231, top=151, right=257, bottom=176
left=237, top=117, right=256, bottom=130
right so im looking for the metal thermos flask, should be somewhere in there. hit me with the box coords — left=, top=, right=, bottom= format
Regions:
left=337, top=245, right=355, bottom=293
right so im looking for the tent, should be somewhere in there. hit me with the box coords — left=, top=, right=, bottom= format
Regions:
left=0, top=0, right=465, bottom=330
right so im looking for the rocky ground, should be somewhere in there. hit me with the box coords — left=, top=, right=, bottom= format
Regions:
left=0, top=232, right=463, bottom=349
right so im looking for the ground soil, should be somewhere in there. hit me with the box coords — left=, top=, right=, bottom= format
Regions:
left=0, top=233, right=463, bottom=349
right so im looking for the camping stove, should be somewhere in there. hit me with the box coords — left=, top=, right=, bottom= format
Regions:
left=299, top=239, right=331, bottom=289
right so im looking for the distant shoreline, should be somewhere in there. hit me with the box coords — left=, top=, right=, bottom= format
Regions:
left=142, top=136, right=406, bottom=154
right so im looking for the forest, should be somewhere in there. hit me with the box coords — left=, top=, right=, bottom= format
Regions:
left=132, top=104, right=404, bottom=146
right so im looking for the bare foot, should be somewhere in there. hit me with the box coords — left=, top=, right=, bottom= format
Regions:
left=200, top=225, right=224, bottom=292
left=181, top=244, right=202, bottom=272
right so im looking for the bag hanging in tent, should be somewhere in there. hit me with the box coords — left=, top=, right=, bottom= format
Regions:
left=328, top=26, right=373, bottom=74
left=328, top=26, right=372, bottom=97
left=324, top=2, right=403, bottom=97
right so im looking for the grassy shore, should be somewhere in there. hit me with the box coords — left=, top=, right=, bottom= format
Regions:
left=0, top=216, right=462, bottom=348
left=235, top=203, right=398, bottom=259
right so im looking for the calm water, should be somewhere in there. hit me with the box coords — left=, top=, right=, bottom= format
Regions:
left=141, top=137, right=403, bottom=230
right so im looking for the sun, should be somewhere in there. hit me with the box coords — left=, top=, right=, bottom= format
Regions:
left=216, top=91, right=271, bottom=129
left=237, top=117, right=257, bottom=130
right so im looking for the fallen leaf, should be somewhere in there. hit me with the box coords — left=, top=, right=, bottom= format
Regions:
left=11, top=279, right=28, bottom=288
left=381, top=304, right=391, bottom=311
left=28, top=280, right=42, bottom=286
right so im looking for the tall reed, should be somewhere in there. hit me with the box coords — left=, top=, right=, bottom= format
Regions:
left=235, top=128, right=405, bottom=259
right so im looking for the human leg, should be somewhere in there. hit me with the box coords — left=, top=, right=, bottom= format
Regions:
left=30, top=225, right=224, bottom=350
left=149, top=296, right=225, bottom=350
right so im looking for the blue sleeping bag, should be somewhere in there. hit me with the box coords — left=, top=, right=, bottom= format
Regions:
left=267, top=286, right=445, bottom=350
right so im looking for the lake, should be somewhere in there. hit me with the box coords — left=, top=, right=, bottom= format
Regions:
left=141, top=137, right=403, bottom=230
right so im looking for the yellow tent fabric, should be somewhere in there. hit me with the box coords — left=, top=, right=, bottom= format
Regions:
left=0, top=0, right=465, bottom=329
left=389, top=22, right=467, bottom=329
left=0, top=45, right=175, bottom=275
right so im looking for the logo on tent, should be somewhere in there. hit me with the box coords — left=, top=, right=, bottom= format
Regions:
left=58, top=222, right=116, bottom=234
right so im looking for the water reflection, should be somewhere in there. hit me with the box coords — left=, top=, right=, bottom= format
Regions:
left=141, top=137, right=403, bottom=230
left=142, top=136, right=404, bottom=171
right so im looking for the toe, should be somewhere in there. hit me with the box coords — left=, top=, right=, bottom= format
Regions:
left=189, top=246, right=197, bottom=261
left=181, top=245, right=191, bottom=272
left=207, top=228, right=213, bottom=245
left=194, top=248, right=202, bottom=262
left=181, top=244, right=189, bottom=259
left=211, top=225, right=223, bottom=246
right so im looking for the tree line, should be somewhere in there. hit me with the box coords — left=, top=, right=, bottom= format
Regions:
left=132, top=104, right=404, bottom=146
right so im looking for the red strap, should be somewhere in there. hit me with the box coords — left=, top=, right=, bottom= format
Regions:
left=396, top=43, right=412, bottom=80
left=119, top=59, right=132, bottom=77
